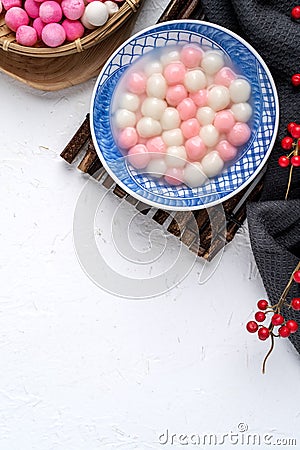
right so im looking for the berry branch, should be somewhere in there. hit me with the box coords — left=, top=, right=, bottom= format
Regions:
left=278, top=123, right=300, bottom=200
left=246, top=262, right=300, bottom=374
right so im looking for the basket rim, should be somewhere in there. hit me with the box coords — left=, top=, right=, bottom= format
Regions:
left=0, top=0, right=141, bottom=57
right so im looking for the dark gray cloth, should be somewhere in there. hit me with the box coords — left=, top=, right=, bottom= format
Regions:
left=201, top=0, right=300, bottom=352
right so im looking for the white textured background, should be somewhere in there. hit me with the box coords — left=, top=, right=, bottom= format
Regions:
left=1, top=1, right=300, bottom=449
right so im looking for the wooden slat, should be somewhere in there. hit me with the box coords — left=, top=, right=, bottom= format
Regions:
left=152, top=210, right=170, bottom=225
left=167, top=211, right=194, bottom=237
left=78, top=140, right=98, bottom=172
left=158, top=0, right=205, bottom=22
left=113, top=185, right=127, bottom=198
left=60, top=115, right=90, bottom=163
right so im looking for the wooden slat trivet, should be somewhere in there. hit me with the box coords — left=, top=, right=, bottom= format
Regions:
left=60, top=0, right=264, bottom=261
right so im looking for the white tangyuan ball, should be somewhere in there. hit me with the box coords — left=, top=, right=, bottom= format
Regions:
left=201, top=50, right=224, bottom=75
left=207, top=86, right=230, bottom=111
left=199, top=124, right=219, bottom=147
left=146, top=73, right=167, bottom=99
left=184, top=162, right=207, bottom=188
left=231, top=102, right=252, bottom=122
left=105, top=1, right=119, bottom=16
left=201, top=151, right=224, bottom=177
left=162, top=128, right=184, bottom=146
left=165, top=146, right=187, bottom=168
left=136, top=117, right=162, bottom=138
left=146, top=159, right=167, bottom=178
left=229, top=78, right=251, bottom=103
left=115, top=109, right=136, bottom=128
left=196, top=106, right=215, bottom=125
left=81, top=11, right=96, bottom=29
left=161, top=107, right=181, bottom=130
left=85, top=2, right=109, bottom=26
left=119, top=92, right=140, bottom=112
left=184, top=69, right=206, bottom=92
left=144, top=60, right=163, bottom=77
left=160, top=50, right=181, bottom=66
left=141, top=97, right=167, bottom=120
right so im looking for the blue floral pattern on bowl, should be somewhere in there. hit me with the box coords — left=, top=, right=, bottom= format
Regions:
left=91, top=20, right=279, bottom=210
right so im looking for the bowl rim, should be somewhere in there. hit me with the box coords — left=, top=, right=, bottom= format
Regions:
left=90, top=19, right=279, bottom=211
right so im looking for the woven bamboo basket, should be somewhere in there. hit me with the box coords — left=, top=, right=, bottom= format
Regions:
left=0, top=0, right=141, bottom=57
left=0, top=0, right=142, bottom=90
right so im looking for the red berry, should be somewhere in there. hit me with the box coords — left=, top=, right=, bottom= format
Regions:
left=291, top=6, right=300, bottom=20
left=279, top=325, right=291, bottom=338
left=294, top=270, right=300, bottom=283
left=281, top=136, right=294, bottom=150
left=287, top=122, right=297, bottom=134
left=255, top=311, right=266, bottom=322
left=291, top=297, right=300, bottom=310
left=258, top=327, right=270, bottom=341
left=291, top=124, right=300, bottom=138
left=257, top=299, right=268, bottom=310
left=278, top=156, right=290, bottom=167
left=291, top=74, right=300, bottom=87
left=286, top=320, right=298, bottom=333
left=271, top=313, right=284, bottom=326
left=291, top=155, right=300, bottom=166
left=246, top=321, right=258, bottom=333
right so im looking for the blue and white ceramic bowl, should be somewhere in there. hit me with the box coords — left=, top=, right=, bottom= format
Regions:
left=91, top=20, right=279, bottom=210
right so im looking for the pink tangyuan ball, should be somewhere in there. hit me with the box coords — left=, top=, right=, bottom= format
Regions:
left=16, top=24, right=37, bottom=45
left=180, top=44, right=203, bottom=69
left=181, top=118, right=200, bottom=140
left=5, top=7, right=29, bottom=32
left=2, top=0, right=21, bottom=11
left=33, top=17, right=45, bottom=39
left=166, top=84, right=188, bottom=107
left=163, top=61, right=186, bottom=86
left=24, top=0, right=40, bottom=18
left=61, top=0, right=84, bottom=20
left=214, top=67, right=236, bottom=87
left=177, top=97, right=197, bottom=121
left=117, top=127, right=138, bottom=150
left=62, top=19, right=84, bottom=41
left=41, top=22, right=66, bottom=47
left=127, top=144, right=151, bottom=169
left=164, top=167, right=184, bottom=186
left=127, top=72, right=147, bottom=95
left=216, top=140, right=238, bottom=162
left=213, top=110, right=235, bottom=133
left=39, top=1, right=62, bottom=23
left=189, top=89, right=208, bottom=107
left=227, top=122, right=251, bottom=147
left=146, top=136, right=166, bottom=159
left=185, top=136, right=207, bottom=161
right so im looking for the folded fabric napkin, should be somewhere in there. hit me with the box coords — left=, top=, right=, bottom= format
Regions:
left=201, top=0, right=300, bottom=352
